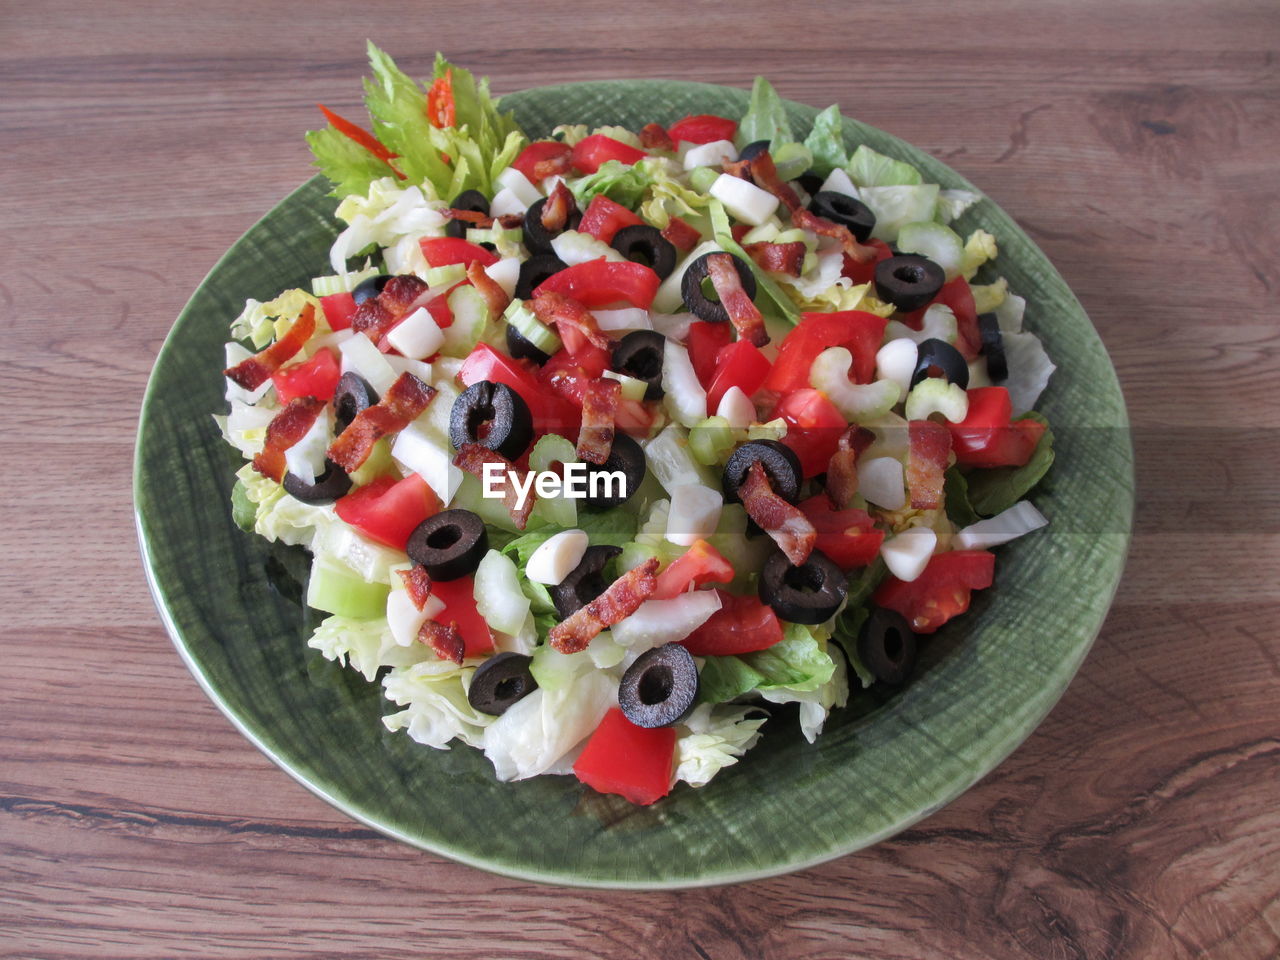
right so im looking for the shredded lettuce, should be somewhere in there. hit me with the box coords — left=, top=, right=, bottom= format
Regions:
left=760, top=645, right=849, bottom=742
left=960, top=229, right=999, bottom=280
left=970, top=276, right=1009, bottom=315
left=309, top=614, right=427, bottom=683
left=859, top=184, right=941, bottom=243
left=231, top=288, right=318, bottom=348
left=1002, top=332, right=1056, bottom=414
left=803, top=104, right=849, bottom=178
left=570, top=159, right=654, bottom=208
left=382, top=659, right=492, bottom=749
left=699, top=622, right=838, bottom=703
left=637, top=158, right=713, bottom=229
left=846, top=144, right=923, bottom=188
left=937, top=188, right=981, bottom=224
left=737, top=76, right=795, bottom=148
left=673, top=704, right=768, bottom=787
left=482, top=670, right=615, bottom=780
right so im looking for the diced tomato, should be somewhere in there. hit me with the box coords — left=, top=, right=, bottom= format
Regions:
left=578, top=195, right=644, bottom=244
left=319, top=292, right=358, bottom=332
left=652, top=540, right=734, bottom=600
left=459, top=343, right=577, bottom=435
left=533, top=259, right=660, bottom=309
left=425, top=294, right=453, bottom=330
left=666, top=114, right=738, bottom=145
left=797, top=496, right=884, bottom=570
left=764, top=310, right=888, bottom=396
left=840, top=239, right=894, bottom=285
left=419, top=237, right=499, bottom=269
left=429, top=576, right=495, bottom=658
left=873, top=550, right=995, bottom=634
left=706, top=340, right=771, bottom=416
left=334, top=473, right=440, bottom=551
left=730, top=223, right=752, bottom=243
left=948, top=387, right=1045, bottom=468
left=511, top=140, right=573, bottom=183
left=935, top=277, right=982, bottom=360
left=774, top=388, right=848, bottom=478
left=573, top=708, right=676, bottom=806
left=680, top=590, right=783, bottom=656
left=270, top=348, right=341, bottom=404
left=661, top=216, right=702, bottom=253
left=685, top=321, right=735, bottom=389
left=571, top=134, right=647, bottom=175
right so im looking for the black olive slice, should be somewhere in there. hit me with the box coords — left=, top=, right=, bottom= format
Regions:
left=515, top=253, right=569, bottom=300
left=445, top=188, right=490, bottom=239
left=910, top=338, right=970, bottom=391
left=618, top=643, right=699, bottom=728
left=758, top=548, right=847, bottom=625
left=333, top=372, right=378, bottom=432
left=448, top=381, right=534, bottom=460
left=794, top=171, right=825, bottom=197
left=808, top=191, right=877, bottom=243
left=857, top=607, right=918, bottom=685
left=681, top=252, right=757, bottom=324
left=737, top=140, right=772, bottom=164
left=611, top=330, right=665, bottom=400
left=283, top=460, right=352, bottom=505
left=467, top=652, right=538, bottom=716
left=406, top=509, right=489, bottom=581
left=610, top=224, right=677, bottom=280
left=723, top=440, right=802, bottom=504
left=874, top=255, right=945, bottom=313
left=551, top=545, right=621, bottom=618
left=351, top=273, right=393, bottom=306
left=978, top=313, right=1008, bottom=382
left=522, top=198, right=582, bottom=255
left=506, top=324, right=552, bottom=365
left=581, top=433, right=646, bottom=511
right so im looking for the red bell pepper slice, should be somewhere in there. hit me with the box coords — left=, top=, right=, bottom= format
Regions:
left=532, top=259, right=660, bottom=309
left=425, top=69, right=455, bottom=128
left=774, top=388, right=848, bottom=479
left=271, top=348, right=341, bottom=404
left=666, top=114, right=738, bottom=145
left=316, top=104, right=401, bottom=171
left=652, top=540, right=734, bottom=600
left=873, top=550, right=995, bottom=634
left=680, top=590, right=784, bottom=657
left=947, top=387, right=1045, bottom=468
left=840, top=239, right=894, bottom=286
left=419, top=237, right=500, bottom=269
left=661, top=217, right=702, bottom=253
left=571, top=134, right=647, bottom=175
left=796, top=496, right=884, bottom=571
left=706, top=340, right=771, bottom=416
left=428, top=576, right=495, bottom=658
left=764, top=310, right=888, bottom=396
left=578, top=195, right=645, bottom=244
left=573, top=708, right=676, bottom=806
left=334, top=473, right=440, bottom=551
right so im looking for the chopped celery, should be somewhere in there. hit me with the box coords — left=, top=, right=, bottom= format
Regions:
left=473, top=550, right=531, bottom=635
left=687, top=166, right=720, bottom=193
left=451, top=472, right=522, bottom=532
left=425, top=263, right=467, bottom=288
left=551, top=230, right=626, bottom=266
left=904, top=378, right=970, bottom=423
left=466, top=226, right=523, bottom=247
left=771, top=141, right=813, bottom=181
left=440, top=285, right=490, bottom=357
left=307, top=555, right=390, bottom=619
left=528, top=433, right=577, bottom=529
left=688, top=416, right=736, bottom=466
left=310, top=264, right=380, bottom=297
left=644, top=424, right=717, bottom=493
left=349, top=437, right=397, bottom=486
left=896, top=221, right=964, bottom=280
left=504, top=298, right=562, bottom=356
left=601, top=369, right=650, bottom=401
left=809, top=347, right=899, bottom=421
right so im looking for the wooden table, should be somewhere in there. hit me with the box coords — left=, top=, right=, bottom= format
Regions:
left=5, top=2, right=1277, bottom=956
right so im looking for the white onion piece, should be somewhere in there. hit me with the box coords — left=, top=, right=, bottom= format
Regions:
left=716, top=386, right=756, bottom=430
left=661, top=340, right=707, bottom=427
left=859, top=456, right=906, bottom=510
left=485, top=257, right=522, bottom=298
left=593, top=307, right=652, bottom=332
left=819, top=168, right=860, bottom=199
left=385, top=306, right=445, bottom=360
left=338, top=332, right=397, bottom=395
left=391, top=423, right=463, bottom=505
left=881, top=526, right=937, bottom=582
left=495, top=166, right=543, bottom=209
left=283, top=407, right=332, bottom=485
left=709, top=173, right=779, bottom=226
left=954, top=501, right=1048, bottom=550
left=875, top=338, right=917, bottom=404
left=666, top=485, right=723, bottom=546
left=610, top=590, right=723, bottom=649
left=683, top=139, right=737, bottom=170
left=526, top=530, right=589, bottom=586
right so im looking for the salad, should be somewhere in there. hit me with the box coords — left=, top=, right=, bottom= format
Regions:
left=218, top=44, right=1056, bottom=806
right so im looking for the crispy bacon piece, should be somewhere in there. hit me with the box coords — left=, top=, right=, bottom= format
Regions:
left=743, top=240, right=806, bottom=277
left=741, top=461, right=817, bottom=566
left=398, top=566, right=433, bottom=611
left=722, top=157, right=752, bottom=180
left=350, top=274, right=431, bottom=342
left=453, top=443, right=535, bottom=530
left=466, top=260, right=511, bottom=319
left=577, top=378, right=621, bottom=465
left=705, top=252, right=768, bottom=347
left=792, top=207, right=880, bottom=263
left=907, top=420, right=952, bottom=510
left=549, top=557, right=660, bottom=654
left=540, top=180, right=575, bottom=232
left=418, top=619, right=464, bottom=665
left=639, top=122, right=674, bottom=151
left=379, top=275, right=430, bottom=315
left=224, top=304, right=317, bottom=390
left=440, top=209, right=525, bottom=230
left=531, top=152, right=573, bottom=181
left=496, top=213, right=525, bottom=229
left=350, top=298, right=394, bottom=339
left=826, top=425, right=876, bottom=509
left=723, top=151, right=802, bottom=213
left=251, top=396, right=325, bottom=482
left=327, top=372, right=436, bottom=472
left=661, top=216, right=701, bottom=252
left=531, top=290, right=611, bottom=351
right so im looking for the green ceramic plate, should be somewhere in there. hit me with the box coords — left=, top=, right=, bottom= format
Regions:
left=135, top=80, right=1133, bottom=888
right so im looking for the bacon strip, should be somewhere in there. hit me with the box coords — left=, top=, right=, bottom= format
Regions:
left=453, top=443, right=535, bottom=530
left=251, top=396, right=325, bottom=482
left=531, top=153, right=573, bottom=181
left=744, top=151, right=803, bottom=214
left=549, top=557, right=660, bottom=653
left=639, top=122, right=674, bottom=151
left=350, top=298, right=394, bottom=340
left=661, top=216, right=701, bottom=252
left=440, top=209, right=525, bottom=230
left=327, top=372, right=436, bottom=472
left=398, top=566, right=433, bottom=611
left=224, top=304, right=317, bottom=390
left=741, top=461, right=817, bottom=566
left=531, top=290, right=611, bottom=351
left=826, top=425, right=876, bottom=509
left=540, top=180, right=575, bottom=232
left=705, top=252, right=767, bottom=347
left=792, top=207, right=880, bottom=263
left=418, top=619, right=464, bottom=665
left=352, top=275, right=431, bottom=342
left=743, top=240, right=806, bottom=277
left=577, top=378, right=621, bottom=465
left=907, top=420, right=952, bottom=510
left=466, top=260, right=511, bottom=319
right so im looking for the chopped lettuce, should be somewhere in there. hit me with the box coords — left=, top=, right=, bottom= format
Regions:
left=482, top=670, right=614, bottom=780
left=960, top=229, right=999, bottom=280
left=309, top=614, right=427, bottom=683
left=637, top=157, right=713, bottom=229
left=859, top=184, right=941, bottom=243
left=570, top=159, right=654, bottom=208
left=803, top=104, right=849, bottom=178
left=970, top=276, right=1009, bottom=315
left=965, top=413, right=1055, bottom=517
left=382, top=659, right=492, bottom=749
left=760, top=645, right=849, bottom=742
left=737, top=76, right=795, bottom=148
left=699, top=622, right=838, bottom=703
left=1002, top=331, right=1056, bottom=414
left=673, top=704, right=768, bottom=787
left=231, top=288, right=318, bottom=348
left=846, top=144, right=923, bottom=187
left=937, top=188, right=981, bottom=224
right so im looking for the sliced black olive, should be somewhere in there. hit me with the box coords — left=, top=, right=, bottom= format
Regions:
left=758, top=549, right=847, bottom=625
left=551, top=545, right=621, bottom=618
left=445, top=189, right=490, bottom=240
left=978, top=313, right=1008, bottom=381
left=522, top=198, right=581, bottom=255
left=681, top=252, right=757, bottom=324
left=467, top=652, right=538, bottom=716
left=794, top=171, right=825, bottom=197
left=723, top=440, right=802, bottom=504
left=910, top=338, right=970, bottom=391
left=581, top=433, right=646, bottom=511
left=808, top=191, right=877, bottom=243
left=506, top=324, right=552, bottom=365
left=333, top=372, right=378, bottom=432
left=737, top=140, right=772, bottom=163
left=874, top=255, right=945, bottom=313
left=618, top=643, right=699, bottom=728
left=351, top=273, right=392, bottom=306
left=282, top=460, right=352, bottom=505
left=857, top=607, right=918, bottom=685
left=611, top=330, right=665, bottom=400
left=406, top=509, right=488, bottom=581
left=448, top=381, right=533, bottom=460
left=610, top=224, right=677, bottom=280
left=515, top=253, right=569, bottom=300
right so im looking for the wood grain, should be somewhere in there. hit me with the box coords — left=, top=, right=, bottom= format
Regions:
left=2, top=1, right=1278, bottom=956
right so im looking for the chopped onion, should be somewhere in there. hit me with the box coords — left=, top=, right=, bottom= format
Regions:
left=881, top=526, right=937, bottom=582
left=954, top=501, right=1048, bottom=550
